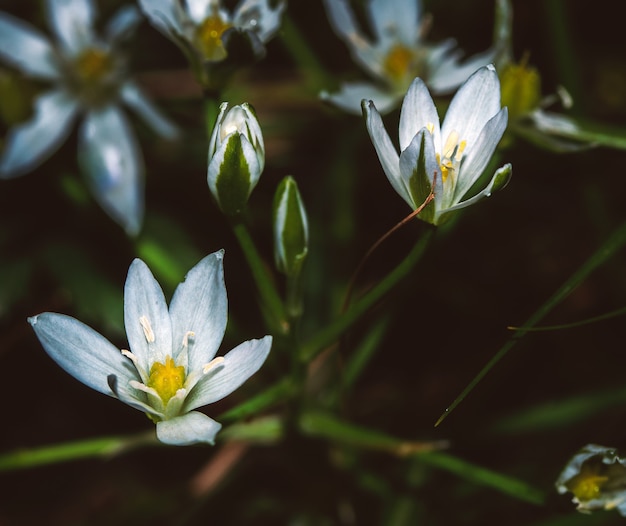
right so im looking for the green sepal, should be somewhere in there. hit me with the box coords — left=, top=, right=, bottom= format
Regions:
left=408, top=132, right=435, bottom=225
left=215, top=133, right=252, bottom=217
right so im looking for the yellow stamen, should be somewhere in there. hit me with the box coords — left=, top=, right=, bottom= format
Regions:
left=147, top=356, right=186, bottom=404
left=383, top=44, right=414, bottom=81
left=139, top=316, right=155, bottom=343
left=567, top=470, right=609, bottom=502
left=195, top=13, right=233, bottom=61
left=203, top=356, right=225, bottom=375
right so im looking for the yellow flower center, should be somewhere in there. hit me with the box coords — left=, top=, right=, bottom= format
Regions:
left=74, top=48, right=113, bottom=84
left=383, top=44, right=414, bottom=81
left=568, top=472, right=609, bottom=502
left=430, top=126, right=466, bottom=184
left=195, top=13, right=233, bottom=61
left=147, top=356, right=186, bottom=404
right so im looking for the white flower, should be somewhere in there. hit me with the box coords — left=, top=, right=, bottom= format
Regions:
left=556, top=444, right=626, bottom=516
left=28, top=251, right=272, bottom=446
left=321, top=0, right=496, bottom=115
left=138, top=0, right=285, bottom=65
left=0, top=0, right=178, bottom=236
left=363, top=65, right=511, bottom=225
left=207, top=102, right=265, bottom=216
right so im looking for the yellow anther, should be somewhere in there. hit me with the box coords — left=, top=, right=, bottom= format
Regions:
left=195, top=13, right=233, bottom=61
left=426, top=122, right=435, bottom=135
left=383, top=44, right=414, bottom=81
left=203, top=356, right=225, bottom=374
left=442, top=131, right=460, bottom=158
left=139, top=316, right=155, bottom=343
left=147, top=356, right=186, bottom=404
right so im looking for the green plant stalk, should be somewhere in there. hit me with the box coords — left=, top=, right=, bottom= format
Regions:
left=436, top=220, right=626, bottom=426
left=278, top=12, right=334, bottom=92
left=300, top=411, right=544, bottom=505
left=0, top=431, right=157, bottom=472
left=300, top=227, right=435, bottom=362
left=217, top=377, right=294, bottom=423
left=231, top=221, right=288, bottom=334
left=417, top=452, right=545, bottom=505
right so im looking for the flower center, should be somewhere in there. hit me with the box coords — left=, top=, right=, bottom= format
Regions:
left=383, top=44, right=414, bottom=82
left=195, top=13, right=233, bottom=61
left=428, top=125, right=466, bottom=184
left=147, top=356, right=186, bottom=404
left=74, top=48, right=113, bottom=84
left=567, top=471, right=609, bottom=502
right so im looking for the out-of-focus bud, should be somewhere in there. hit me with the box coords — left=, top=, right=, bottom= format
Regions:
left=499, top=57, right=542, bottom=120
left=272, top=176, right=308, bottom=276
left=207, top=102, right=264, bottom=216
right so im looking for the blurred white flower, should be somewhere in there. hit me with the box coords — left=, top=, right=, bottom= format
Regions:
left=321, top=0, right=496, bottom=114
left=363, top=65, right=511, bottom=225
left=0, top=0, right=178, bottom=235
left=556, top=444, right=626, bottom=516
left=29, top=251, right=272, bottom=446
left=138, top=0, right=285, bottom=82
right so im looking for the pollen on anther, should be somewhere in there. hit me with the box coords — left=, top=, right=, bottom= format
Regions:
left=139, top=316, right=155, bottom=343
left=121, top=348, right=138, bottom=364
left=203, top=356, right=225, bottom=374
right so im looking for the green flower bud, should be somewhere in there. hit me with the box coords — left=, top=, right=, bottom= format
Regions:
left=272, top=176, right=308, bottom=276
left=207, top=102, right=264, bottom=216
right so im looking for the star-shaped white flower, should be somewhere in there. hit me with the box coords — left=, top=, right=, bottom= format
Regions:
left=0, top=0, right=178, bottom=235
left=28, top=251, right=272, bottom=446
left=138, top=0, right=285, bottom=66
left=321, top=0, right=496, bottom=115
left=363, top=65, right=511, bottom=225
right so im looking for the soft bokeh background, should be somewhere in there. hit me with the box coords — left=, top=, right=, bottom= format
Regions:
left=2, top=0, right=626, bottom=524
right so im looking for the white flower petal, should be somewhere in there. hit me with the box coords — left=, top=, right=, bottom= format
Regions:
left=138, top=0, right=185, bottom=39
left=363, top=99, right=410, bottom=202
left=234, top=0, right=285, bottom=42
left=28, top=312, right=137, bottom=397
left=441, top=64, right=502, bottom=149
left=0, top=90, right=79, bottom=178
left=120, top=81, right=179, bottom=140
left=322, top=0, right=363, bottom=46
left=186, top=0, right=217, bottom=25
left=321, top=81, right=400, bottom=116
left=105, top=5, right=142, bottom=43
left=453, top=107, right=508, bottom=203
left=184, top=336, right=272, bottom=410
left=123, top=258, right=173, bottom=372
left=444, top=163, right=512, bottom=216
left=428, top=45, right=496, bottom=95
left=169, top=251, right=228, bottom=371
left=78, top=106, right=144, bottom=235
left=367, top=0, right=419, bottom=47
left=46, top=0, right=96, bottom=54
left=399, top=77, right=440, bottom=152
left=156, top=411, right=222, bottom=445
left=0, top=12, right=58, bottom=79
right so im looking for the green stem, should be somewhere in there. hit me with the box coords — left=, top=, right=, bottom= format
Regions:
left=278, top=12, right=335, bottom=92
left=436, top=220, right=626, bottom=426
left=217, top=378, right=294, bottom=424
left=0, top=431, right=158, bottom=471
left=231, top=221, right=288, bottom=335
left=300, top=227, right=435, bottom=362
